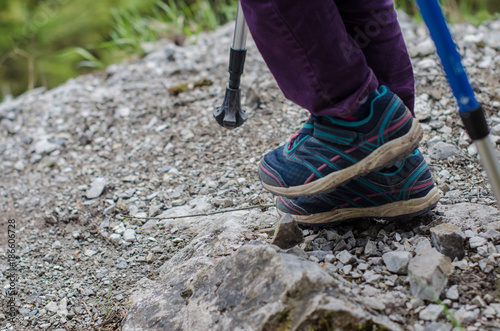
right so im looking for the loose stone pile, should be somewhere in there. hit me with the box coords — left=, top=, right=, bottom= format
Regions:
left=0, top=11, right=499, bottom=331
left=270, top=203, right=500, bottom=330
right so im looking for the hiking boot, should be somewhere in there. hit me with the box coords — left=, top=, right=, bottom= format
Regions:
left=258, top=86, right=423, bottom=197
left=276, top=149, right=440, bottom=224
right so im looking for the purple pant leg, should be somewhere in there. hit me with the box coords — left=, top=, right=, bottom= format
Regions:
left=336, top=0, right=415, bottom=113
left=240, top=0, right=379, bottom=118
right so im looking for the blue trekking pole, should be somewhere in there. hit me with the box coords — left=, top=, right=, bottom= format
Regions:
left=416, top=0, right=500, bottom=206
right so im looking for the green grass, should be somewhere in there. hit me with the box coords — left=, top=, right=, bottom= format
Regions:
left=395, top=0, right=500, bottom=24
left=435, top=298, right=465, bottom=330
left=0, top=0, right=157, bottom=100
left=94, top=0, right=237, bottom=58
left=0, top=0, right=237, bottom=101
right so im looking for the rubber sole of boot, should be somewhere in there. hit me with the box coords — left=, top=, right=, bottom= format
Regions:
left=262, top=119, right=423, bottom=198
left=279, top=186, right=441, bottom=225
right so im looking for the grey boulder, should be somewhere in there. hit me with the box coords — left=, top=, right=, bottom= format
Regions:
left=408, top=247, right=454, bottom=301
left=123, top=244, right=398, bottom=331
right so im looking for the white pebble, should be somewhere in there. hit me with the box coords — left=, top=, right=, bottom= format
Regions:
left=84, top=249, right=97, bottom=257
left=446, top=285, right=459, bottom=300
left=109, top=233, right=122, bottom=244
left=123, top=229, right=136, bottom=242
left=469, top=236, right=487, bottom=249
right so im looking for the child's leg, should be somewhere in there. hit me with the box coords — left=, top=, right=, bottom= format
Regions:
left=336, top=0, right=415, bottom=112
left=240, top=0, right=379, bottom=118
left=241, top=0, right=423, bottom=197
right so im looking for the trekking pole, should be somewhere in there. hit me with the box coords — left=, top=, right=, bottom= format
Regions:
left=416, top=0, right=500, bottom=207
left=213, top=1, right=248, bottom=129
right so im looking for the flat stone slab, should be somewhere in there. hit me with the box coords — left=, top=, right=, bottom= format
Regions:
left=122, top=207, right=400, bottom=331
left=123, top=243, right=399, bottom=331
left=438, top=203, right=500, bottom=232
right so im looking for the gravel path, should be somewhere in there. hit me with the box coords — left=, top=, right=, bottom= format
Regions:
left=1, top=12, right=500, bottom=331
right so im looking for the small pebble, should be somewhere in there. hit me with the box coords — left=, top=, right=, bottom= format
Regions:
left=446, top=285, right=459, bottom=300
left=172, top=238, right=184, bottom=244
left=469, top=236, right=487, bottom=249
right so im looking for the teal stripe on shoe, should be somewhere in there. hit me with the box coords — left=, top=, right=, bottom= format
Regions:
left=358, top=143, right=375, bottom=152
left=323, top=145, right=358, bottom=163
left=314, top=129, right=353, bottom=144
left=397, top=163, right=427, bottom=200
left=378, top=96, right=401, bottom=146
left=343, top=185, right=380, bottom=207
left=302, top=161, right=324, bottom=180
left=363, top=140, right=379, bottom=149
left=286, top=135, right=310, bottom=153
left=315, top=155, right=340, bottom=171
left=356, top=177, right=395, bottom=202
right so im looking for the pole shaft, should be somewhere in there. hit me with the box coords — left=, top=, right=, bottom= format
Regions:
left=475, top=138, right=500, bottom=205
left=416, top=0, right=479, bottom=112
left=232, top=1, right=248, bottom=50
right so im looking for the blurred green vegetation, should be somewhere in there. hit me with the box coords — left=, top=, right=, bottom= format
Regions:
left=395, top=0, right=500, bottom=23
left=0, top=0, right=237, bottom=101
left=1, top=0, right=499, bottom=102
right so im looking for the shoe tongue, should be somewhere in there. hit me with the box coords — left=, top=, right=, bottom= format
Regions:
left=298, top=118, right=314, bottom=135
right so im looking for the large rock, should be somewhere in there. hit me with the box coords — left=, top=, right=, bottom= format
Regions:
left=123, top=210, right=399, bottom=331
left=408, top=247, right=454, bottom=301
left=430, top=223, right=465, bottom=260
left=271, top=213, right=304, bottom=249
left=438, top=203, right=500, bottom=232
left=124, top=243, right=397, bottom=331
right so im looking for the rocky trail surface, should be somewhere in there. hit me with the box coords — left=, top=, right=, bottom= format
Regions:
left=1, top=12, right=500, bottom=331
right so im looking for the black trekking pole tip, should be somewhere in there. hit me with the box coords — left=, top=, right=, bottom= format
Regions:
left=214, top=86, right=248, bottom=130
